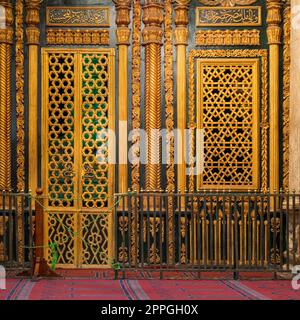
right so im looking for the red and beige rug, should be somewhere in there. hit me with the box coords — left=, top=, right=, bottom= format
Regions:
left=1, top=277, right=299, bottom=300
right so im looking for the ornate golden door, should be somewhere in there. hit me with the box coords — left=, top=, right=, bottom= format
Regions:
left=41, top=48, right=115, bottom=268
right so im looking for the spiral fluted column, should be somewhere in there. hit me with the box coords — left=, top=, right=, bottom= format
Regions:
left=0, top=45, right=7, bottom=190
left=0, top=1, right=13, bottom=191
left=142, top=0, right=163, bottom=192
left=6, top=44, right=11, bottom=189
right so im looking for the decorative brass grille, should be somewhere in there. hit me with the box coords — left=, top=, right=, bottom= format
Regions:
left=47, top=52, right=76, bottom=208
left=80, top=213, right=109, bottom=266
left=46, top=212, right=77, bottom=266
left=81, top=53, right=109, bottom=209
left=42, top=48, right=115, bottom=268
left=197, top=59, right=260, bottom=189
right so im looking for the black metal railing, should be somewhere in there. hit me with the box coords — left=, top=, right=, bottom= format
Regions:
left=0, top=192, right=34, bottom=269
left=114, top=191, right=300, bottom=278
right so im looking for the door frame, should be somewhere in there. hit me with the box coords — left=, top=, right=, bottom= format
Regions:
left=41, top=47, right=115, bottom=268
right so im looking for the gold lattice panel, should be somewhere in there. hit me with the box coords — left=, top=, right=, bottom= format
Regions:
left=47, top=52, right=76, bottom=207
left=42, top=48, right=114, bottom=268
left=81, top=53, right=109, bottom=209
left=45, top=212, right=77, bottom=267
left=197, top=59, right=259, bottom=189
left=80, top=213, right=110, bottom=266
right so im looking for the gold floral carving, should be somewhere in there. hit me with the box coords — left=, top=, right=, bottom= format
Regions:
left=118, top=246, right=128, bottom=263
left=114, top=0, right=131, bottom=45
left=283, top=0, right=290, bottom=191
left=131, top=0, right=141, bottom=192
left=164, top=0, right=175, bottom=195
left=15, top=0, right=25, bottom=263
left=130, top=0, right=142, bottom=266
left=25, top=0, right=42, bottom=45
left=116, top=29, right=131, bottom=45
left=196, top=29, right=260, bottom=46
left=198, top=0, right=257, bottom=6
left=174, top=0, right=191, bottom=45
left=118, top=216, right=129, bottom=237
left=164, top=0, right=175, bottom=262
left=188, top=50, right=268, bottom=192
left=46, top=29, right=109, bottom=45
left=174, top=28, right=189, bottom=45
left=266, top=0, right=282, bottom=45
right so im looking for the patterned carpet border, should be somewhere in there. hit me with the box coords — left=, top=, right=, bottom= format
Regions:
left=1, top=279, right=299, bottom=300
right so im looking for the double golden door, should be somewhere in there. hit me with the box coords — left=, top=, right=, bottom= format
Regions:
left=41, top=48, right=115, bottom=268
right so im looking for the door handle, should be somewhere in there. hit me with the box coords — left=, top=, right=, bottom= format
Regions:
left=62, top=164, right=75, bottom=178
left=82, top=164, right=95, bottom=179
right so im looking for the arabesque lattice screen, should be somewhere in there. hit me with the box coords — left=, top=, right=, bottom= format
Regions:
left=197, top=59, right=260, bottom=190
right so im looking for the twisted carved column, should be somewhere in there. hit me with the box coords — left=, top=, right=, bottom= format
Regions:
left=114, top=1, right=131, bottom=194
left=142, top=0, right=163, bottom=191
left=0, top=0, right=13, bottom=191
left=0, top=44, right=7, bottom=191
left=26, top=0, right=42, bottom=194
left=174, top=1, right=191, bottom=193
left=267, top=0, right=282, bottom=194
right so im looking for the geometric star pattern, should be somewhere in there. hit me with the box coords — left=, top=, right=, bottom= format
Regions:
left=199, top=62, right=257, bottom=188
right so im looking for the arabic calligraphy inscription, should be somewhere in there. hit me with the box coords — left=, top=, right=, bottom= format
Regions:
left=196, top=6, right=262, bottom=26
left=46, top=7, right=110, bottom=27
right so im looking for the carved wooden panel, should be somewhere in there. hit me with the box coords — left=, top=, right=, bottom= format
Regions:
left=197, top=58, right=260, bottom=189
left=46, top=29, right=109, bottom=45
left=196, top=29, right=260, bottom=46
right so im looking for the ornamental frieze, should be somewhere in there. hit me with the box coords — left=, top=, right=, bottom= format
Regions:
left=196, top=6, right=262, bottom=26
left=46, top=29, right=109, bottom=45
left=196, top=29, right=260, bottom=46
left=46, top=6, right=110, bottom=27
left=198, top=0, right=258, bottom=6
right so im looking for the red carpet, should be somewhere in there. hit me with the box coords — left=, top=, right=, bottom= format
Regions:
left=1, top=278, right=299, bottom=300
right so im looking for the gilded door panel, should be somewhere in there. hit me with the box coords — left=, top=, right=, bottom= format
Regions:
left=42, top=48, right=115, bottom=268
left=43, top=51, right=78, bottom=209
left=197, top=58, right=260, bottom=190
left=79, top=212, right=112, bottom=267
left=44, top=211, right=78, bottom=268
left=80, top=53, right=110, bottom=210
